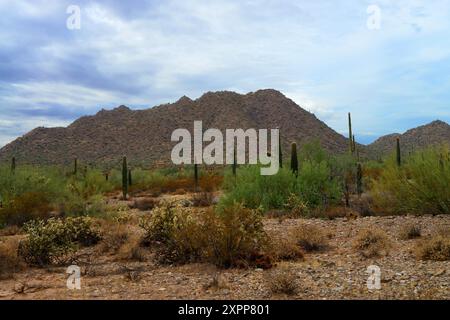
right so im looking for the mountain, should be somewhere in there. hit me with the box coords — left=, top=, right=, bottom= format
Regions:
left=367, top=120, right=450, bottom=158
left=0, top=89, right=351, bottom=168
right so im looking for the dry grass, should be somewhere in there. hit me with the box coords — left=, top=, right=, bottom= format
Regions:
left=130, top=198, right=158, bottom=211
left=269, top=236, right=304, bottom=261
left=266, top=266, right=299, bottom=295
left=0, top=225, right=21, bottom=236
left=415, top=235, right=450, bottom=261
left=353, top=228, right=391, bottom=258
left=0, top=238, right=23, bottom=279
left=399, top=223, right=421, bottom=240
left=290, top=224, right=328, bottom=252
left=191, top=192, right=215, bottom=207
left=98, top=222, right=147, bottom=261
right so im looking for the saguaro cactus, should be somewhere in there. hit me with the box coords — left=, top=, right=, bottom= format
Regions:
left=356, top=163, right=363, bottom=197
left=348, top=112, right=353, bottom=154
left=128, top=169, right=132, bottom=186
left=232, top=144, right=237, bottom=177
left=122, top=156, right=128, bottom=200
left=11, top=157, right=16, bottom=174
left=352, top=134, right=356, bottom=154
left=73, top=158, right=78, bottom=175
left=290, top=142, right=298, bottom=176
left=396, top=138, right=401, bottom=167
left=278, top=131, right=283, bottom=169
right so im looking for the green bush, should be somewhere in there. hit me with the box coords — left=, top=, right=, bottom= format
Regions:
left=139, top=202, right=269, bottom=268
left=0, top=165, right=66, bottom=207
left=220, top=143, right=342, bottom=213
left=18, top=217, right=100, bottom=266
left=0, top=192, right=51, bottom=227
left=371, top=145, right=450, bottom=215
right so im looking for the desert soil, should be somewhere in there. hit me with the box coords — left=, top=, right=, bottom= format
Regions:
left=0, top=211, right=449, bottom=300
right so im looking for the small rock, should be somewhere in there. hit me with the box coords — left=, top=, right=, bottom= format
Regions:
left=434, top=269, right=446, bottom=276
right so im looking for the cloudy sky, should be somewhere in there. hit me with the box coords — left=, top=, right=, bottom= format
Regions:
left=1, top=0, right=450, bottom=147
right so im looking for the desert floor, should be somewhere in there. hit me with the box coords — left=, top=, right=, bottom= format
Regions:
left=1, top=202, right=448, bottom=300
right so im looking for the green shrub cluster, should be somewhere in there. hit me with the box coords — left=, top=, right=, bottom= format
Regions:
left=139, top=202, right=269, bottom=268
left=371, top=145, right=450, bottom=215
left=18, top=217, right=101, bottom=266
left=220, top=142, right=342, bottom=212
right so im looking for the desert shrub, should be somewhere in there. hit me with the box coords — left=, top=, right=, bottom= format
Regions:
left=99, top=222, right=146, bottom=261
left=283, top=193, right=310, bottom=217
left=220, top=143, right=342, bottom=213
left=295, top=161, right=342, bottom=208
left=266, top=267, right=299, bottom=295
left=353, top=228, right=391, bottom=258
left=269, top=236, right=304, bottom=261
left=199, top=174, right=223, bottom=192
left=139, top=204, right=205, bottom=264
left=399, top=223, right=421, bottom=240
left=0, top=165, right=66, bottom=206
left=18, top=217, right=100, bottom=266
left=63, top=171, right=110, bottom=216
left=415, top=235, right=450, bottom=261
left=0, top=192, right=52, bottom=227
left=0, top=238, right=24, bottom=279
left=139, top=202, right=269, bottom=268
left=220, top=166, right=295, bottom=211
left=203, top=203, right=269, bottom=268
left=192, top=192, right=215, bottom=207
left=99, top=223, right=130, bottom=253
left=290, top=224, right=328, bottom=252
left=130, top=197, right=158, bottom=211
left=371, top=145, right=450, bottom=215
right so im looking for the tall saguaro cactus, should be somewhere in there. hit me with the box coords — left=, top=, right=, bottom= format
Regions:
left=396, top=138, right=401, bottom=167
left=128, top=169, right=132, bottom=186
left=73, top=158, right=78, bottom=175
left=278, top=131, right=283, bottom=169
left=122, top=156, right=128, bottom=200
left=356, top=163, right=363, bottom=197
left=290, top=142, right=298, bottom=176
left=11, top=157, right=16, bottom=174
left=348, top=112, right=353, bottom=154
left=232, top=144, right=237, bottom=177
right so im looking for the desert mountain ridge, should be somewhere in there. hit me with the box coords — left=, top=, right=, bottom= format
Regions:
left=366, top=120, right=450, bottom=158
left=0, top=89, right=449, bottom=167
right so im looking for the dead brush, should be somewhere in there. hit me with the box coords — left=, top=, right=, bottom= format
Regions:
left=191, top=192, right=215, bottom=207
left=399, top=223, right=422, bottom=240
left=269, top=236, right=304, bottom=261
left=353, top=228, right=391, bottom=258
left=415, top=235, right=450, bottom=261
left=130, top=198, right=158, bottom=211
left=266, top=267, right=299, bottom=296
left=0, top=238, right=24, bottom=279
left=290, top=224, right=328, bottom=252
